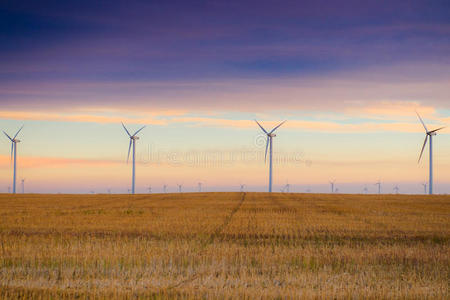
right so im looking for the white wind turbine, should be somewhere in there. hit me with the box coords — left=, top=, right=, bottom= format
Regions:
left=255, top=120, right=286, bottom=193
left=163, top=184, right=168, bottom=193
left=329, top=180, right=336, bottom=193
left=3, top=126, right=24, bottom=194
left=177, top=184, right=183, bottom=193
left=422, top=183, right=427, bottom=195
left=416, top=112, right=445, bottom=195
left=240, top=184, right=245, bottom=192
left=21, top=179, right=25, bottom=194
left=375, top=180, right=381, bottom=194
left=393, top=186, right=399, bottom=194
left=122, top=123, right=145, bottom=195
left=281, top=181, right=290, bottom=193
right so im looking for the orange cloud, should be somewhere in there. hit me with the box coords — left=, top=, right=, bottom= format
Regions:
left=172, top=116, right=445, bottom=133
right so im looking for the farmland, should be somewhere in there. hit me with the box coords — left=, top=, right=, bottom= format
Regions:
left=0, top=192, right=448, bottom=299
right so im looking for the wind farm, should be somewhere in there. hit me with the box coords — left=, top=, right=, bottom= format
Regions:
left=1, top=1, right=449, bottom=299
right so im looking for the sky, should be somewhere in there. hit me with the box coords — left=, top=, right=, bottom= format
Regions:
left=0, top=0, right=449, bottom=194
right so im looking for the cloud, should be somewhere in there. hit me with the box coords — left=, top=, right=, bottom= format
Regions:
left=171, top=116, right=442, bottom=133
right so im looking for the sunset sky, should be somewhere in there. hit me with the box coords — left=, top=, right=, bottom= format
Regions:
left=1, top=0, right=449, bottom=193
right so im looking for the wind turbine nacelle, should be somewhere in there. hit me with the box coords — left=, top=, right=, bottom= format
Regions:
left=14, top=139, right=21, bottom=143
left=428, top=132, right=437, bottom=136
left=132, top=136, right=140, bottom=140
left=269, top=133, right=276, bottom=137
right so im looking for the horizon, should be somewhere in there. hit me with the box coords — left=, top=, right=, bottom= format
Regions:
left=1, top=1, right=449, bottom=194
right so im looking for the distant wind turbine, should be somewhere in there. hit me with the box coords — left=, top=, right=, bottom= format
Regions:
left=329, top=180, right=336, bottom=193
left=177, top=184, right=183, bottom=193
left=375, top=180, right=381, bottom=194
left=21, top=179, right=25, bottom=194
left=7, top=186, right=11, bottom=193
left=422, top=183, right=427, bottom=195
left=163, top=184, right=168, bottom=193
left=255, top=120, right=286, bottom=193
left=393, top=186, right=399, bottom=194
left=198, top=182, right=202, bottom=192
left=240, top=184, right=245, bottom=192
left=281, top=182, right=290, bottom=193
left=122, top=122, right=145, bottom=195
left=148, top=186, right=152, bottom=193
left=3, top=125, right=24, bottom=194
left=416, top=111, right=445, bottom=195
left=363, top=186, right=368, bottom=194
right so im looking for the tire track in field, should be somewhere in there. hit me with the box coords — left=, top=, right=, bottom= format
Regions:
left=165, top=192, right=246, bottom=290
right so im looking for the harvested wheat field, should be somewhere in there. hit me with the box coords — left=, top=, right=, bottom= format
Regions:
left=0, top=192, right=448, bottom=299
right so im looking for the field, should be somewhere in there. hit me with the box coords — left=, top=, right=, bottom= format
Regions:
left=0, top=192, right=448, bottom=299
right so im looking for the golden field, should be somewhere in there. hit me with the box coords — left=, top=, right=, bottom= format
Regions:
left=0, top=192, right=448, bottom=299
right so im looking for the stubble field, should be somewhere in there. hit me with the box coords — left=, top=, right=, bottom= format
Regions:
left=0, top=192, right=448, bottom=299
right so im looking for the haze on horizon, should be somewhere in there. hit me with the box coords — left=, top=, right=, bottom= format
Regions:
left=0, top=0, right=449, bottom=194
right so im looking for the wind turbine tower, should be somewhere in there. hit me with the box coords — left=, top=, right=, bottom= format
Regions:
left=21, top=179, right=25, bottom=194
left=422, top=183, right=427, bottom=194
left=177, top=184, right=182, bottom=193
left=375, top=180, right=381, bottom=194
left=3, top=126, right=23, bottom=194
left=163, top=184, right=167, bottom=193
left=240, top=184, right=245, bottom=192
left=255, top=120, right=286, bottom=193
left=122, top=123, right=145, bottom=195
left=416, top=112, right=445, bottom=195
left=148, top=186, right=152, bottom=193
left=329, top=180, right=335, bottom=193
left=198, top=182, right=202, bottom=192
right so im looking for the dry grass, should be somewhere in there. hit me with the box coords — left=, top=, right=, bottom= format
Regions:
left=0, top=192, right=448, bottom=299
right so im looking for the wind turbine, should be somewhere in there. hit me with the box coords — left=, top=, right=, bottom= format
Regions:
left=329, top=180, right=336, bottom=193
left=363, top=186, right=368, bottom=194
left=393, top=186, right=399, bottom=194
left=177, top=184, right=182, bottom=193
left=416, top=112, right=445, bottom=195
left=422, top=183, right=427, bottom=194
left=281, top=182, right=290, bottom=193
left=198, top=182, right=202, bottom=192
left=21, top=179, right=25, bottom=194
left=255, top=120, right=286, bottom=193
left=240, top=184, right=245, bottom=192
left=375, top=180, right=381, bottom=194
left=122, top=122, right=145, bottom=195
left=3, top=125, right=23, bottom=194
left=163, top=184, right=168, bottom=193
left=148, top=186, right=152, bottom=193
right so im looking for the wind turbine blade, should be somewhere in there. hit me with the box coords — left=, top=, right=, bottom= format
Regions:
left=269, top=120, right=286, bottom=134
left=418, top=135, right=428, bottom=163
left=264, top=136, right=269, bottom=163
left=254, top=120, right=268, bottom=134
left=3, top=131, right=13, bottom=141
left=127, top=139, right=132, bottom=163
left=428, top=126, right=445, bottom=133
left=13, top=125, right=24, bottom=139
left=122, top=122, right=131, bottom=137
left=133, top=125, right=146, bottom=136
left=415, top=111, right=428, bottom=132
